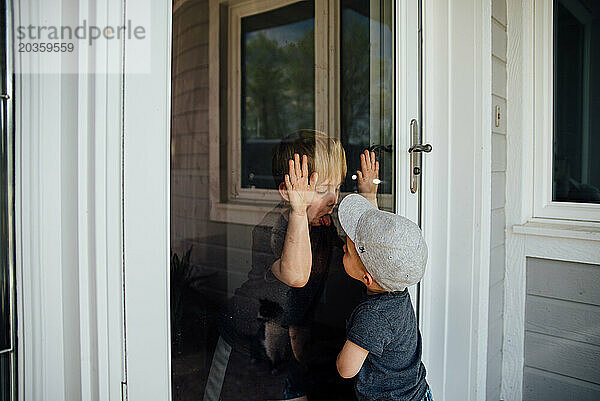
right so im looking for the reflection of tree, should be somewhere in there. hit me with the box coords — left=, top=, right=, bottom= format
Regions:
left=341, top=12, right=370, bottom=145
left=341, top=10, right=394, bottom=147
left=244, top=29, right=315, bottom=140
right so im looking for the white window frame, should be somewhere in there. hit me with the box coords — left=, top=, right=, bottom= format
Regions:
left=209, top=0, right=335, bottom=225
left=228, top=0, right=328, bottom=205
left=503, top=1, right=600, bottom=400
left=532, top=0, right=600, bottom=222
left=208, top=0, right=394, bottom=225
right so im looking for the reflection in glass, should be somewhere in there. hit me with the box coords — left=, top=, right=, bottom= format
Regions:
left=553, top=0, right=600, bottom=203
left=170, top=1, right=395, bottom=400
left=241, top=2, right=315, bottom=190
left=0, top=355, right=11, bottom=401
left=341, top=0, right=394, bottom=199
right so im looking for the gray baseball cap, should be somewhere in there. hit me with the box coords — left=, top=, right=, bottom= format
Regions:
left=338, top=194, right=428, bottom=291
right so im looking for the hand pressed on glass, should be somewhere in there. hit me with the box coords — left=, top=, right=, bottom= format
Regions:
left=357, top=149, right=380, bottom=206
left=284, top=153, right=319, bottom=216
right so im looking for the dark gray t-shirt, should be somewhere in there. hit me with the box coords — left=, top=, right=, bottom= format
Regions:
left=222, top=203, right=344, bottom=357
left=346, top=289, right=428, bottom=401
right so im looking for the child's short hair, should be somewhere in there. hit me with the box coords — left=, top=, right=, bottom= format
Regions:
left=271, top=129, right=347, bottom=187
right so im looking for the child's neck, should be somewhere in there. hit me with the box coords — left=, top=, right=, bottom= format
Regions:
left=366, top=286, right=387, bottom=295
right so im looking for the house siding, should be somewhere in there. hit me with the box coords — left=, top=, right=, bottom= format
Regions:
left=171, top=0, right=232, bottom=291
left=523, top=258, right=600, bottom=401
left=488, top=0, right=507, bottom=400
left=170, top=0, right=232, bottom=386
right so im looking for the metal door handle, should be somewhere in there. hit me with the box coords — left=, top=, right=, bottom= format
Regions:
left=409, top=119, right=432, bottom=193
left=408, top=144, right=432, bottom=153
left=369, top=144, right=393, bottom=153
left=0, top=94, right=9, bottom=100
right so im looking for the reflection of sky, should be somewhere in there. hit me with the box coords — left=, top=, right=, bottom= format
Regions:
left=246, top=18, right=314, bottom=47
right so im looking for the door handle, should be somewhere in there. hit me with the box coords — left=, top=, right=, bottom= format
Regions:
left=369, top=144, right=393, bottom=154
left=408, top=144, right=432, bottom=153
left=0, top=94, right=9, bottom=100
left=408, top=119, right=432, bottom=193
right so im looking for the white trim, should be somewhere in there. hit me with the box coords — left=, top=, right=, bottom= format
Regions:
left=532, top=0, right=600, bottom=222
left=421, top=0, right=492, bottom=400
left=122, top=0, right=172, bottom=400
left=394, top=0, right=419, bottom=222
left=14, top=0, right=127, bottom=399
left=513, top=220, right=600, bottom=241
left=503, top=0, right=533, bottom=397
left=503, top=227, right=600, bottom=400
left=503, top=1, right=600, bottom=398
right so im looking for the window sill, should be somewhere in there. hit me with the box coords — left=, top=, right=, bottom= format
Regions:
left=512, top=220, right=600, bottom=242
left=209, top=193, right=395, bottom=226
left=210, top=200, right=280, bottom=226
left=511, top=220, right=600, bottom=265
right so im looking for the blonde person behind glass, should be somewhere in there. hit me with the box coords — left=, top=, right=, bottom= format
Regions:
left=203, top=130, right=381, bottom=401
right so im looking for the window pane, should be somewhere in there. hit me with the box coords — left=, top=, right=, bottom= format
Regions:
left=341, top=0, right=394, bottom=201
left=241, top=2, right=315, bottom=190
left=171, top=1, right=395, bottom=400
left=0, top=354, right=12, bottom=401
left=553, top=0, right=600, bottom=203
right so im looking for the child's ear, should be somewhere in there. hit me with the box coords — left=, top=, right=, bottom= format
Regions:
left=363, top=271, right=374, bottom=287
left=278, top=182, right=289, bottom=201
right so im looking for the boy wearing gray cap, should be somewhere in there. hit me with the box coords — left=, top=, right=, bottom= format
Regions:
left=336, top=194, right=433, bottom=401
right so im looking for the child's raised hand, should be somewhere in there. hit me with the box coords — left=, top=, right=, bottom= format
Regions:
left=285, top=154, right=318, bottom=216
left=357, top=149, right=379, bottom=198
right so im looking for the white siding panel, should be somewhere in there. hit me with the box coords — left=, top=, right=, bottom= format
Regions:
left=492, top=19, right=507, bottom=61
left=491, top=133, right=506, bottom=171
left=526, top=258, right=600, bottom=306
left=486, top=333, right=503, bottom=401
left=525, top=294, right=600, bottom=346
left=523, top=367, right=600, bottom=401
left=491, top=208, right=505, bottom=248
left=524, top=331, right=600, bottom=384
left=492, top=0, right=507, bottom=26
left=492, top=57, right=507, bottom=98
left=491, top=172, right=506, bottom=210
left=490, top=245, right=505, bottom=286
left=489, top=1, right=507, bottom=399
left=489, top=280, right=504, bottom=322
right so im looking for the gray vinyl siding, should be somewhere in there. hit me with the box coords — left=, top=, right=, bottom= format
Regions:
left=487, top=0, right=507, bottom=399
left=523, top=258, right=600, bottom=401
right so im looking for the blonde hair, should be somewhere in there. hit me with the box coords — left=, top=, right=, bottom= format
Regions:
left=271, top=129, right=347, bottom=187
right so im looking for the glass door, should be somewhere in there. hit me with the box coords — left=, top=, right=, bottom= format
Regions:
left=168, top=0, right=420, bottom=399
left=0, top=0, right=16, bottom=399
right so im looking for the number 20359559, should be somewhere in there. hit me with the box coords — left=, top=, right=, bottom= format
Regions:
left=18, top=42, right=75, bottom=52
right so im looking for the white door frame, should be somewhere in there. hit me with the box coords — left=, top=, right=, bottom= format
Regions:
left=419, top=0, right=492, bottom=400
left=122, top=0, right=172, bottom=399
left=15, top=0, right=126, bottom=399
left=123, top=1, right=492, bottom=401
